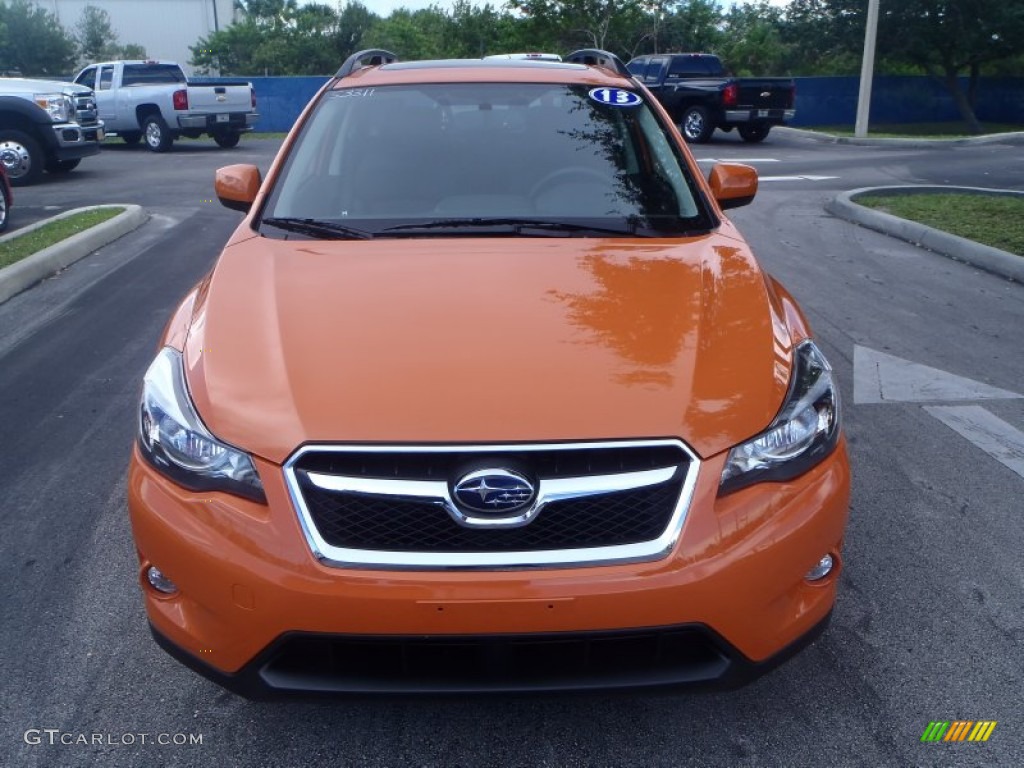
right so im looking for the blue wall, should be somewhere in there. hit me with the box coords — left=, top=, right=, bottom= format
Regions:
left=790, top=76, right=1024, bottom=127
left=246, top=76, right=330, bottom=132
left=232, top=75, right=1024, bottom=133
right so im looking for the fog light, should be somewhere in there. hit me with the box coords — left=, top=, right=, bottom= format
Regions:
left=805, top=554, right=834, bottom=582
left=146, top=566, right=178, bottom=594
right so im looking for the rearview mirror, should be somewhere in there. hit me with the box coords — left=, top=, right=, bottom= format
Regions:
left=708, top=163, right=757, bottom=210
left=215, top=164, right=262, bottom=213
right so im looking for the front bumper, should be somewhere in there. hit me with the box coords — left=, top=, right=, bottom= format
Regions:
left=128, top=440, right=850, bottom=696
left=50, top=121, right=104, bottom=160
left=151, top=609, right=834, bottom=698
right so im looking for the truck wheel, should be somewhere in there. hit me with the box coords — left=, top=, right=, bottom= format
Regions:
left=0, top=130, right=44, bottom=186
left=213, top=131, right=241, bottom=149
left=0, top=180, right=9, bottom=232
left=45, top=158, right=81, bottom=174
left=121, top=132, right=141, bottom=145
left=143, top=115, right=173, bottom=153
left=680, top=106, right=714, bottom=144
left=738, top=125, right=771, bottom=143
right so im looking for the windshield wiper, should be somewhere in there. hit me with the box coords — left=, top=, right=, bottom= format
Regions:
left=261, top=217, right=373, bottom=240
left=379, top=217, right=640, bottom=237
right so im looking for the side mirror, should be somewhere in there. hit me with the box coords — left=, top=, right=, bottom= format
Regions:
left=708, top=163, right=757, bottom=210
left=215, top=164, right=261, bottom=213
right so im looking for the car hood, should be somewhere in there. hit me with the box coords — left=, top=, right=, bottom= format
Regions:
left=183, top=234, right=793, bottom=464
left=0, top=77, right=89, bottom=95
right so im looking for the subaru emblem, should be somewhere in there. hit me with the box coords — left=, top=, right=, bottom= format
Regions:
left=453, top=469, right=536, bottom=514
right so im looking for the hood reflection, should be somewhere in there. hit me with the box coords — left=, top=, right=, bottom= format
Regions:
left=550, top=250, right=702, bottom=389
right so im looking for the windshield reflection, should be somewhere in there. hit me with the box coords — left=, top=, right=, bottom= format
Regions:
left=264, top=82, right=711, bottom=237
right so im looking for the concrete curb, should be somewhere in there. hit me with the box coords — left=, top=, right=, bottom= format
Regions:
left=0, top=205, right=149, bottom=305
left=825, top=186, right=1024, bottom=283
left=778, top=126, right=1024, bottom=148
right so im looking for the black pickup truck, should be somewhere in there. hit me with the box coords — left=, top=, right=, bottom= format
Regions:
left=626, top=53, right=795, bottom=143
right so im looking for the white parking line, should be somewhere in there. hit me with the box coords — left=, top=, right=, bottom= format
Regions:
left=853, top=345, right=1022, bottom=404
left=696, top=158, right=780, bottom=163
left=759, top=175, right=838, bottom=182
left=925, top=405, right=1024, bottom=482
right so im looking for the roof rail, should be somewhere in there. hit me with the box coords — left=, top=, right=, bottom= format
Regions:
left=336, top=49, right=399, bottom=79
left=565, top=49, right=631, bottom=78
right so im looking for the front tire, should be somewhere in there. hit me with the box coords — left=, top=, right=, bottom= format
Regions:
left=680, top=105, right=714, bottom=144
left=213, top=131, right=241, bottom=148
left=45, top=158, right=81, bottom=174
left=0, top=181, right=10, bottom=232
left=738, top=124, right=771, bottom=143
left=143, top=115, right=173, bottom=153
left=121, top=131, right=142, bottom=145
left=0, top=130, right=44, bottom=186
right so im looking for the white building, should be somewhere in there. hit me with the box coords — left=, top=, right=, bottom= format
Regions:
left=35, top=0, right=238, bottom=75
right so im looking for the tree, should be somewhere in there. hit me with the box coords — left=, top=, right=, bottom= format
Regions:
left=363, top=8, right=444, bottom=61
left=77, top=5, right=118, bottom=62
left=191, top=0, right=388, bottom=75
left=876, top=0, right=1024, bottom=133
left=334, top=2, right=378, bottom=61
left=0, top=0, right=77, bottom=76
left=191, top=19, right=265, bottom=75
left=658, top=0, right=724, bottom=54
left=508, top=0, right=660, bottom=58
left=121, top=43, right=147, bottom=59
left=718, top=2, right=789, bottom=75
left=76, top=5, right=147, bottom=66
left=782, top=0, right=1024, bottom=131
left=780, top=0, right=863, bottom=74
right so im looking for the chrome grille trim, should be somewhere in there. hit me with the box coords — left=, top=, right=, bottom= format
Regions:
left=283, top=439, right=701, bottom=570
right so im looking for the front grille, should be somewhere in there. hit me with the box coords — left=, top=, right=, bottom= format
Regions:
left=74, top=93, right=98, bottom=127
left=300, top=474, right=682, bottom=552
left=260, top=626, right=730, bottom=693
left=286, top=441, right=697, bottom=568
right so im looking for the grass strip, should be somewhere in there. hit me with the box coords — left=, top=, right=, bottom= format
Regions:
left=0, top=207, right=124, bottom=269
left=806, top=122, right=1023, bottom=138
left=855, top=194, right=1024, bottom=256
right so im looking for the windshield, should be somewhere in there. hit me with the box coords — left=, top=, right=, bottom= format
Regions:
left=262, top=82, right=713, bottom=238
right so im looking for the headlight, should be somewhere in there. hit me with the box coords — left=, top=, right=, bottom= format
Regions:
left=34, top=93, right=73, bottom=123
left=719, top=340, right=841, bottom=495
left=138, top=347, right=266, bottom=502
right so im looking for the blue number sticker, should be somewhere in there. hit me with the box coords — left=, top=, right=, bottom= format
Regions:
left=588, top=87, right=642, bottom=107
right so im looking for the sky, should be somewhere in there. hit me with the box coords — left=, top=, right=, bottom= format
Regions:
left=352, top=1, right=792, bottom=18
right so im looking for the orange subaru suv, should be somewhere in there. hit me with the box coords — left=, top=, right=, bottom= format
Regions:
left=128, top=50, right=850, bottom=696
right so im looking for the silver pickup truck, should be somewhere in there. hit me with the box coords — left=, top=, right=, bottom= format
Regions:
left=73, top=61, right=258, bottom=152
left=0, top=78, right=104, bottom=186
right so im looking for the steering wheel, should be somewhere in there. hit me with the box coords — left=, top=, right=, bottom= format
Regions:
left=530, top=167, right=614, bottom=199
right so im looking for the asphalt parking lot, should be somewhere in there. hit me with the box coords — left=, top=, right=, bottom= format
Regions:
left=1, top=130, right=1022, bottom=767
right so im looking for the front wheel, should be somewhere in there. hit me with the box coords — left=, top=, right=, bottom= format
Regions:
left=0, top=180, right=9, bottom=232
left=0, top=130, right=44, bottom=186
left=213, top=131, right=241, bottom=149
left=143, top=115, right=173, bottom=153
left=680, top=106, right=714, bottom=144
left=121, top=132, right=141, bottom=145
left=738, top=124, right=771, bottom=143
left=45, top=158, right=81, bottom=174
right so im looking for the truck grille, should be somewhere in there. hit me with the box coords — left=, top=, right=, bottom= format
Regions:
left=73, top=92, right=98, bottom=126
left=284, top=440, right=699, bottom=569
left=74, top=92, right=98, bottom=127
